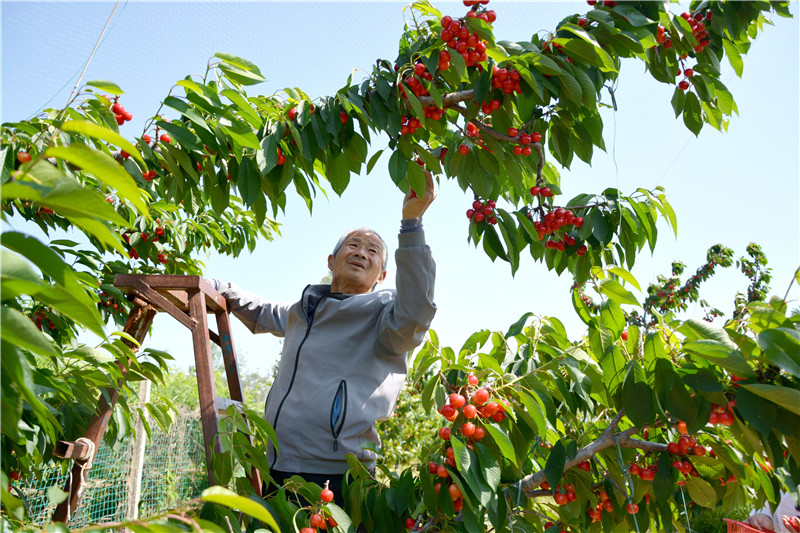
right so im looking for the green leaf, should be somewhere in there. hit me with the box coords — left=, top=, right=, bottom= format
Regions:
left=1, top=249, right=106, bottom=337
left=388, top=150, right=408, bottom=186
left=218, top=62, right=266, bottom=86
left=683, top=91, right=703, bottom=135
left=483, top=424, right=516, bottom=466
left=60, top=120, right=143, bottom=165
left=758, top=328, right=800, bottom=378
left=46, top=144, right=146, bottom=214
left=622, top=371, right=655, bottom=428
left=214, top=52, right=264, bottom=75
left=735, top=387, right=777, bottom=436
left=366, top=149, right=384, bottom=174
left=597, top=279, right=640, bottom=306
left=682, top=340, right=752, bottom=376
left=741, top=384, right=800, bottom=416
left=476, top=442, right=501, bottom=490
left=86, top=80, right=123, bottom=95
left=450, top=435, right=471, bottom=474
left=505, top=312, right=533, bottom=338
left=722, top=39, right=743, bottom=77
left=606, top=265, right=641, bottom=291
left=544, top=440, right=566, bottom=490
left=686, top=476, right=717, bottom=508
left=47, top=485, right=69, bottom=506
left=0, top=307, right=57, bottom=356
left=201, top=486, right=280, bottom=532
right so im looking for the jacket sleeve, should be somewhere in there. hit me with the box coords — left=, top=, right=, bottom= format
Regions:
left=214, top=281, right=291, bottom=337
left=376, top=230, right=437, bottom=354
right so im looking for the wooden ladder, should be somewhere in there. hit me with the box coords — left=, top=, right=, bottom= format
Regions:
left=52, top=274, right=261, bottom=523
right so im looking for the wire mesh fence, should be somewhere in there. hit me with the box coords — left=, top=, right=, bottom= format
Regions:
left=12, top=409, right=208, bottom=528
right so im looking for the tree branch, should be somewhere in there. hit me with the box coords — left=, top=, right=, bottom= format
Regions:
left=448, top=104, right=545, bottom=184
left=519, top=411, right=666, bottom=497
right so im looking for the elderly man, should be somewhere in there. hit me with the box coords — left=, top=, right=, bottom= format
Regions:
left=209, top=174, right=436, bottom=504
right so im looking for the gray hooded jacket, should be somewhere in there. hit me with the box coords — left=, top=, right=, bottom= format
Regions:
left=215, top=230, right=436, bottom=474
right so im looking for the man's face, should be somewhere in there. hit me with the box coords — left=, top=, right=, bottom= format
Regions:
left=328, top=231, right=387, bottom=294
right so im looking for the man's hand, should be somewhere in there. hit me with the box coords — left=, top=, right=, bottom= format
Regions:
left=743, top=513, right=774, bottom=531
left=783, top=515, right=800, bottom=533
left=402, top=170, right=436, bottom=219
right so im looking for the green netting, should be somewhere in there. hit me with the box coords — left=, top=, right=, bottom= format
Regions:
left=12, top=409, right=208, bottom=527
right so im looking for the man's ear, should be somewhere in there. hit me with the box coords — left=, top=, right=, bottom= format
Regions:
left=376, top=270, right=387, bottom=285
left=327, top=254, right=335, bottom=272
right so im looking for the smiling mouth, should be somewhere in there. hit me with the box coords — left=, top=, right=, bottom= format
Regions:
left=349, top=261, right=366, bottom=270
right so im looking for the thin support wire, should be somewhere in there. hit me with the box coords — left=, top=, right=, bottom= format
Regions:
left=613, top=434, right=641, bottom=533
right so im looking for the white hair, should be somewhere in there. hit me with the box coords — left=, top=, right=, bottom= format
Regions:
left=332, top=228, right=388, bottom=270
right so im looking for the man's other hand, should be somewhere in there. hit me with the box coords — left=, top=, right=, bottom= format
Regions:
left=403, top=170, right=436, bottom=219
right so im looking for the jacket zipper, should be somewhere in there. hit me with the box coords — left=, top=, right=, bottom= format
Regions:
left=330, top=380, right=348, bottom=452
left=268, top=289, right=329, bottom=468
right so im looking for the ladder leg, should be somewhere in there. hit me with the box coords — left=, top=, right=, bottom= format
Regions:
left=188, top=289, right=221, bottom=485
left=52, top=302, right=156, bottom=523
left=214, top=310, right=262, bottom=496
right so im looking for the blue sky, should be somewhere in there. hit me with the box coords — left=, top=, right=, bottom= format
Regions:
left=2, top=2, right=798, bottom=376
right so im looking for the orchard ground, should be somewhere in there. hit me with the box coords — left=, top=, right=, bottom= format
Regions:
left=2, top=2, right=798, bottom=376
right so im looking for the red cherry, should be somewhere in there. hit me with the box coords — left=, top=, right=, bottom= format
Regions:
left=474, top=212, right=485, bottom=222
left=513, top=146, right=523, bottom=155
left=626, top=503, right=639, bottom=514
left=554, top=492, right=568, bottom=505
left=578, top=17, right=588, bottom=27
left=574, top=216, right=584, bottom=227
left=111, top=102, right=125, bottom=114
left=340, top=111, right=348, bottom=124
left=406, top=518, right=416, bottom=530
left=486, top=10, right=496, bottom=23
left=17, top=151, right=31, bottom=163
left=466, top=209, right=475, bottom=219
left=441, top=404, right=456, bottom=418
left=428, top=461, right=438, bottom=474
left=467, top=374, right=479, bottom=386
left=320, top=488, right=334, bottom=503
left=449, top=393, right=466, bottom=409
left=310, top=513, right=325, bottom=528
left=519, top=134, right=531, bottom=145
left=629, top=463, right=640, bottom=476
left=441, top=15, right=453, bottom=27
left=437, top=464, right=450, bottom=478
left=679, top=80, right=690, bottom=90
left=448, top=483, right=462, bottom=500
left=472, top=388, right=490, bottom=405
left=488, top=216, right=497, bottom=225
left=458, top=144, right=469, bottom=155
left=160, top=134, right=172, bottom=144
left=473, top=427, right=486, bottom=441
left=439, top=427, right=451, bottom=440
left=115, top=115, right=125, bottom=125
left=530, top=186, right=540, bottom=196
left=122, top=111, right=132, bottom=121
left=463, top=404, right=477, bottom=418
left=521, top=146, right=532, bottom=157
left=684, top=68, right=694, bottom=77
left=693, top=445, right=707, bottom=456
left=462, top=422, right=476, bottom=437
left=531, top=132, right=542, bottom=143
left=621, top=331, right=628, bottom=341
left=287, top=108, right=297, bottom=120
left=540, top=187, right=552, bottom=197
left=141, top=134, right=152, bottom=144
left=300, top=528, right=315, bottom=533
left=668, top=442, right=680, bottom=454
left=507, top=127, right=518, bottom=137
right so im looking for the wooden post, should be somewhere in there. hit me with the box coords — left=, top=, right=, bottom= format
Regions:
left=126, top=379, right=150, bottom=520
left=188, top=288, right=222, bottom=483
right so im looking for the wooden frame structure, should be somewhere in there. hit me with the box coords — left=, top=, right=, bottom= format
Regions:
left=52, top=275, right=261, bottom=523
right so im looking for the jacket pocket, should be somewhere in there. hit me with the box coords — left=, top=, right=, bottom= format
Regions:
left=330, top=380, right=347, bottom=452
